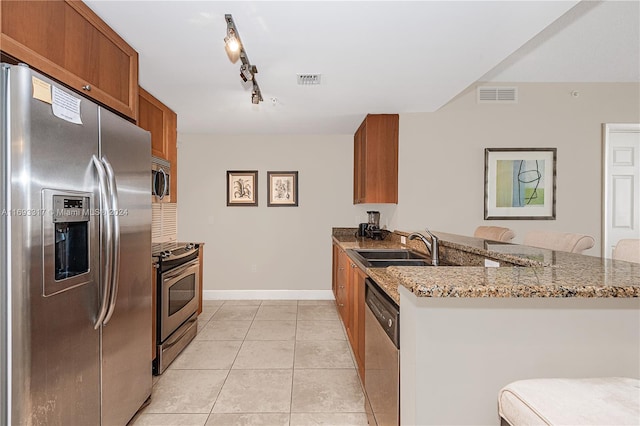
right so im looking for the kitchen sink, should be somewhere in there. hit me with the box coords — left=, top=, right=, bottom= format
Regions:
left=353, top=249, right=428, bottom=260
left=366, top=259, right=432, bottom=267
left=348, top=249, right=434, bottom=267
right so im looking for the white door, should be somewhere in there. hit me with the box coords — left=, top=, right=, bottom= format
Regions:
left=603, top=123, right=640, bottom=258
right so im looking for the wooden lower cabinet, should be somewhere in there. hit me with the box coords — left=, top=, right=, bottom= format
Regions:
left=335, top=246, right=349, bottom=324
left=350, top=264, right=366, bottom=382
left=332, top=243, right=366, bottom=382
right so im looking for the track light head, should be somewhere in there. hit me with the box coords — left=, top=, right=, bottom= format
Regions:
left=240, top=64, right=253, bottom=82
left=224, top=31, right=240, bottom=53
left=224, top=15, right=241, bottom=63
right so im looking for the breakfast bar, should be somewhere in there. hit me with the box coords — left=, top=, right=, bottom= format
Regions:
left=332, top=228, right=640, bottom=425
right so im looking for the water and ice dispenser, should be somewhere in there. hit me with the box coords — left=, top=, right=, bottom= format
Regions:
left=43, top=190, right=94, bottom=296
left=52, top=195, right=90, bottom=280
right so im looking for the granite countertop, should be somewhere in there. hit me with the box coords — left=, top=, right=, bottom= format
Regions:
left=332, top=228, right=640, bottom=304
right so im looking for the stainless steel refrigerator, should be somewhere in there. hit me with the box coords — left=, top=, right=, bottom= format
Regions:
left=0, top=63, right=152, bottom=425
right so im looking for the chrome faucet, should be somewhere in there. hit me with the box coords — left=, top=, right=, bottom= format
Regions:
left=408, top=229, right=439, bottom=266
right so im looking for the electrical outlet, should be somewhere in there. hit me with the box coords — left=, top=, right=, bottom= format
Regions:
left=401, top=236, right=407, bottom=245
left=484, top=259, right=500, bottom=268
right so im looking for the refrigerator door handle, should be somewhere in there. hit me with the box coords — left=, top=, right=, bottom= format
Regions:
left=102, top=156, right=120, bottom=325
left=92, top=155, right=113, bottom=329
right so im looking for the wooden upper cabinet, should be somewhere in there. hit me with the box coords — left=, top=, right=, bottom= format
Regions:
left=138, top=87, right=178, bottom=201
left=353, top=114, right=399, bottom=204
left=0, top=0, right=139, bottom=120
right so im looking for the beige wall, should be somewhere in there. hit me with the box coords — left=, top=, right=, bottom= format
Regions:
left=179, top=82, right=639, bottom=294
left=177, top=134, right=384, bottom=296
left=393, top=82, right=640, bottom=255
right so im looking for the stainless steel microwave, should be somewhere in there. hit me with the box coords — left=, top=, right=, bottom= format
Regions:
left=152, top=156, right=171, bottom=202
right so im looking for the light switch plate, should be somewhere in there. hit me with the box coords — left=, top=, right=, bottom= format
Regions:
left=401, top=236, right=407, bottom=245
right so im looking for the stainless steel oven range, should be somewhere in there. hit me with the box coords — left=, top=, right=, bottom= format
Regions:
left=153, top=242, right=200, bottom=374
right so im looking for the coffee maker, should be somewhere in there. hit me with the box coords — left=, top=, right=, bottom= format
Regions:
left=358, top=210, right=385, bottom=240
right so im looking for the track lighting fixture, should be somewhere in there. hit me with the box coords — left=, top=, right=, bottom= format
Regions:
left=224, top=14, right=264, bottom=104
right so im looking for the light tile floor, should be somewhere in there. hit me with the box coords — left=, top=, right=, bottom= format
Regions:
left=130, top=300, right=368, bottom=426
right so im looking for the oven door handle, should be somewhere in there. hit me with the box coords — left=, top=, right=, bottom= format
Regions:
left=92, top=155, right=112, bottom=329
left=163, top=260, right=199, bottom=281
left=102, top=156, right=120, bottom=325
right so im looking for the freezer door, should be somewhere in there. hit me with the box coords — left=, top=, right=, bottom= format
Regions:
left=3, top=64, right=101, bottom=425
left=98, top=107, right=152, bottom=425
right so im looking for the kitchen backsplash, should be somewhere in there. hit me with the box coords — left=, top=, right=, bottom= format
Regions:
left=152, top=203, right=177, bottom=243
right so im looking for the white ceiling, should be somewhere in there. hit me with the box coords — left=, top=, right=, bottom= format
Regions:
left=84, top=1, right=639, bottom=135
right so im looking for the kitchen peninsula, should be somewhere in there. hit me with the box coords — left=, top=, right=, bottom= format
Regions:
left=332, top=228, right=640, bottom=425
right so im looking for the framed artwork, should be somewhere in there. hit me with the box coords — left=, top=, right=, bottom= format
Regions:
left=267, top=171, right=298, bottom=207
left=484, top=148, right=557, bottom=220
left=227, top=170, right=258, bottom=206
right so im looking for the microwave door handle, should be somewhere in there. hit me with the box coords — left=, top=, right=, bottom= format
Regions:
left=92, top=155, right=112, bottom=329
left=102, top=156, right=120, bottom=325
left=159, top=168, right=167, bottom=200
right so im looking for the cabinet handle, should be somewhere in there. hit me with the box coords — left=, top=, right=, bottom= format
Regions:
left=82, top=85, right=91, bottom=91
left=351, top=264, right=356, bottom=268
left=339, top=304, right=344, bottom=307
left=339, top=285, right=345, bottom=289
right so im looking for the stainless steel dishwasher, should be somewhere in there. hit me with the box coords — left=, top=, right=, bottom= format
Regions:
left=364, top=278, right=400, bottom=426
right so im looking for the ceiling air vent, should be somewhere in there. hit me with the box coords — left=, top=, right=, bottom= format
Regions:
left=477, top=86, right=518, bottom=103
left=297, top=74, right=322, bottom=85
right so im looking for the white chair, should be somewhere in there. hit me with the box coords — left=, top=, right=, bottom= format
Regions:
left=473, top=226, right=515, bottom=242
left=523, top=230, right=595, bottom=254
left=612, top=239, right=640, bottom=263
left=498, top=377, right=640, bottom=426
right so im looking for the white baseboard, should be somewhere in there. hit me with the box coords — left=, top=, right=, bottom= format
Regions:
left=202, top=289, right=335, bottom=300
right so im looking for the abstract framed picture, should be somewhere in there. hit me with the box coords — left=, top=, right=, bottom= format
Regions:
left=484, top=148, right=557, bottom=220
left=267, top=171, right=298, bottom=207
left=227, top=170, right=258, bottom=206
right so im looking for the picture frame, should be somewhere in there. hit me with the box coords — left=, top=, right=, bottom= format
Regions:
left=484, top=148, right=557, bottom=220
left=267, top=171, right=298, bottom=207
left=227, top=170, right=258, bottom=206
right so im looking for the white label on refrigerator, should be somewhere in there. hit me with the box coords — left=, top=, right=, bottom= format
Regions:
left=52, top=86, right=82, bottom=124
left=32, top=77, right=52, bottom=104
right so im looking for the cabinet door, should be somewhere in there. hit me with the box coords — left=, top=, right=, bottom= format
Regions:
left=353, top=121, right=367, bottom=203
left=138, top=87, right=178, bottom=201
left=1, top=0, right=139, bottom=119
left=332, top=244, right=339, bottom=299
left=166, top=108, right=178, bottom=202
left=139, top=87, right=169, bottom=159
left=352, top=267, right=366, bottom=382
left=353, top=114, right=399, bottom=204
left=336, top=250, right=350, bottom=324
